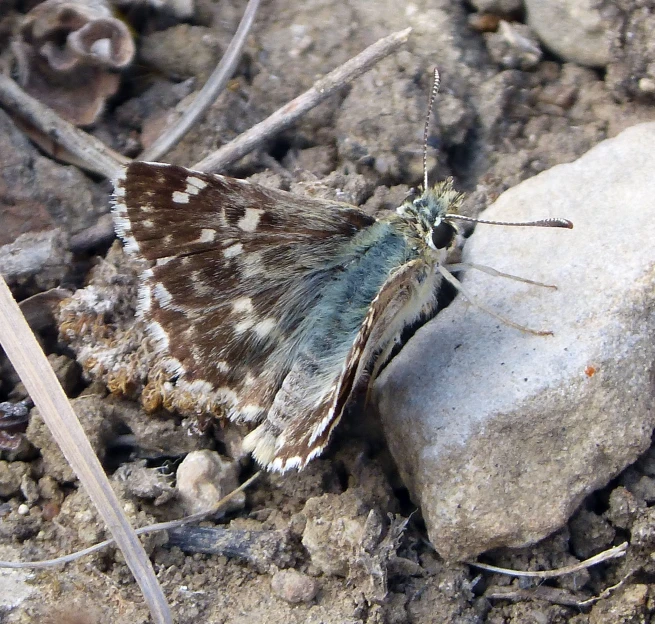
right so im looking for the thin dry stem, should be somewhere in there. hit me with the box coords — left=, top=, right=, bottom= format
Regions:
left=139, top=0, right=261, bottom=162
left=468, top=541, right=628, bottom=579
left=0, top=275, right=171, bottom=624
left=484, top=572, right=632, bottom=607
left=194, top=27, right=413, bottom=172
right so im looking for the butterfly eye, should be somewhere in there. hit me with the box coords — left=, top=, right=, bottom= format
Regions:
left=430, top=220, right=457, bottom=250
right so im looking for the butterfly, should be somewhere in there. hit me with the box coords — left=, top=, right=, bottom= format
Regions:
left=111, top=72, right=572, bottom=472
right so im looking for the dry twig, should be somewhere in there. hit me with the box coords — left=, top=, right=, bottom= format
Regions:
left=484, top=572, right=633, bottom=607
left=0, top=28, right=412, bottom=178
left=140, top=0, right=261, bottom=162
left=194, top=26, right=413, bottom=172
left=0, top=73, right=127, bottom=177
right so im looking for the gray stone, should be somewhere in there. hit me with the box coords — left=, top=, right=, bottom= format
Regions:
left=525, top=0, right=611, bottom=68
left=0, top=109, right=106, bottom=289
left=0, top=229, right=71, bottom=290
left=301, top=490, right=370, bottom=577
left=0, top=461, right=30, bottom=498
left=375, top=123, right=655, bottom=561
left=139, top=25, right=221, bottom=82
left=26, top=396, right=122, bottom=484
left=176, top=450, right=244, bottom=516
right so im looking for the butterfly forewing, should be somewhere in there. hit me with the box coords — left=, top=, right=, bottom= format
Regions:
left=113, top=162, right=395, bottom=466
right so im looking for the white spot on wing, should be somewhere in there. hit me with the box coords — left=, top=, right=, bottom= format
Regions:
left=113, top=169, right=126, bottom=198
left=305, top=445, right=325, bottom=464
left=179, top=379, right=213, bottom=394
left=253, top=317, right=276, bottom=338
left=195, top=228, right=216, bottom=243
left=309, top=406, right=338, bottom=445
left=153, top=282, right=176, bottom=308
left=216, top=361, right=231, bottom=373
left=243, top=426, right=277, bottom=463
left=161, top=357, right=184, bottom=376
left=172, top=191, right=189, bottom=204
left=148, top=320, right=170, bottom=352
left=240, top=404, right=264, bottom=418
left=185, top=176, right=208, bottom=194
left=237, top=208, right=263, bottom=232
left=235, top=316, right=255, bottom=333
left=217, top=386, right=238, bottom=404
left=241, top=251, right=263, bottom=278
left=232, top=297, right=253, bottom=313
left=223, top=243, right=243, bottom=258
left=123, top=237, right=141, bottom=254
left=137, top=284, right=152, bottom=314
left=113, top=215, right=131, bottom=235
left=243, top=373, right=255, bottom=386
left=275, top=455, right=303, bottom=472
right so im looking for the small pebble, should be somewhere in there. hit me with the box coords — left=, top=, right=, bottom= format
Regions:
left=271, top=569, right=319, bottom=604
left=176, top=450, right=244, bottom=516
left=41, top=501, right=61, bottom=521
left=17, top=504, right=30, bottom=515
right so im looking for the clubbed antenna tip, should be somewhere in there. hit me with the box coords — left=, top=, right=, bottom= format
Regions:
left=445, top=214, right=574, bottom=229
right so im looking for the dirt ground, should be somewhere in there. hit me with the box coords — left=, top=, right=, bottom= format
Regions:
left=1, top=0, right=655, bottom=622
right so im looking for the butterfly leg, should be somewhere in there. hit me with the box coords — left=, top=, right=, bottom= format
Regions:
left=438, top=265, right=553, bottom=336
left=446, top=262, right=557, bottom=289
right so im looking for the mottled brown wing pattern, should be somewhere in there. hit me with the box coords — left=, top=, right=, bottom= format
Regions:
left=112, top=162, right=378, bottom=457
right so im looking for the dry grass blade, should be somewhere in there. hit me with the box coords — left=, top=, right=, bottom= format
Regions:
left=194, top=26, right=413, bottom=172
left=468, top=542, right=628, bottom=578
left=0, top=73, right=127, bottom=178
left=0, top=275, right=172, bottom=624
left=139, top=0, right=261, bottom=162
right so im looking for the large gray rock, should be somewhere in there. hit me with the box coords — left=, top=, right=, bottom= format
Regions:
left=375, top=123, right=655, bottom=561
left=525, top=0, right=610, bottom=68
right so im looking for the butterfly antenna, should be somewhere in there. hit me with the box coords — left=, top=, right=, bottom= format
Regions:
left=423, top=67, right=441, bottom=192
left=445, top=214, right=573, bottom=229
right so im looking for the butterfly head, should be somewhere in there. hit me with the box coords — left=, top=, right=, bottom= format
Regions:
left=396, top=178, right=464, bottom=255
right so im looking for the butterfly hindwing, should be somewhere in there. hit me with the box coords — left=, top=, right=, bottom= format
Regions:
left=244, top=258, right=440, bottom=470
